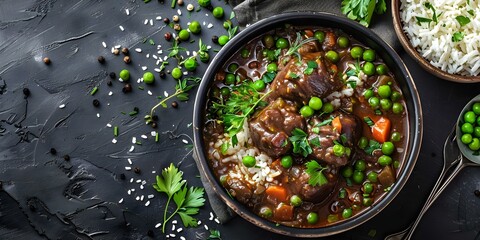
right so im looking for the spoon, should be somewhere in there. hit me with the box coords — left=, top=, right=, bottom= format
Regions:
left=385, top=94, right=480, bottom=240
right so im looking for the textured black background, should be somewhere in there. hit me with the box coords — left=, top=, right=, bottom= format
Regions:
left=0, top=0, right=479, bottom=239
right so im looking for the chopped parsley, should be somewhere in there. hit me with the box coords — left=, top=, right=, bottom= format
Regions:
left=304, top=60, right=318, bottom=75
left=363, top=116, right=374, bottom=126
left=452, top=32, right=465, bottom=42
left=455, top=15, right=470, bottom=27
left=261, top=72, right=276, bottom=83
left=289, top=128, right=313, bottom=157
left=315, top=116, right=334, bottom=127
left=364, top=139, right=381, bottom=155
left=289, top=72, right=299, bottom=79
left=309, top=137, right=321, bottom=147
left=208, top=229, right=222, bottom=240
left=305, top=160, right=328, bottom=186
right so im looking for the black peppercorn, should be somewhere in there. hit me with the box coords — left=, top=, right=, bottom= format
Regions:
left=50, top=148, right=57, bottom=155
left=109, top=72, right=116, bottom=79
left=107, top=80, right=112, bottom=86
left=163, top=18, right=170, bottom=24
left=123, top=83, right=132, bottom=93
left=151, top=122, right=157, bottom=128
left=152, top=115, right=158, bottom=121
left=147, top=230, right=154, bottom=237
left=23, top=88, right=30, bottom=97
left=134, top=167, right=141, bottom=174
left=206, top=4, right=213, bottom=11
left=171, top=101, right=178, bottom=108
left=212, top=35, right=219, bottom=44
left=475, top=190, right=480, bottom=197
left=63, top=155, right=70, bottom=161
left=164, top=32, right=172, bottom=41
left=133, top=107, right=139, bottom=112
left=159, top=71, right=166, bottom=79
left=119, top=173, right=126, bottom=180
left=93, top=99, right=100, bottom=107
left=97, top=56, right=105, bottom=63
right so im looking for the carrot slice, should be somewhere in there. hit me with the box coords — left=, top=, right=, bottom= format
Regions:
left=332, top=116, right=342, bottom=133
left=372, top=117, right=391, bottom=143
left=265, top=185, right=288, bottom=202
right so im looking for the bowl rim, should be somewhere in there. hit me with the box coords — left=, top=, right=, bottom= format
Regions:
left=193, top=11, right=423, bottom=237
left=391, top=0, right=480, bottom=83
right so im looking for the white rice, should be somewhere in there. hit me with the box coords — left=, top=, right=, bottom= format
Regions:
left=400, top=0, right=480, bottom=75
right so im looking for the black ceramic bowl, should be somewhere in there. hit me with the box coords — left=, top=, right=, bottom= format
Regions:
left=193, top=12, right=423, bottom=237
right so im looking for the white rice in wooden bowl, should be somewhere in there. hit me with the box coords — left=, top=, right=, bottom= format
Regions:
left=400, top=0, right=480, bottom=75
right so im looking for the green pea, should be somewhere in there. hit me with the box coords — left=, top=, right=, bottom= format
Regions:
left=333, top=144, right=345, bottom=157
left=266, top=63, right=278, bottom=72
left=375, top=64, right=388, bottom=75
left=198, top=0, right=211, bottom=7
left=322, top=102, right=334, bottom=113
left=242, top=156, right=256, bottom=168
left=308, top=97, right=323, bottom=110
left=218, top=35, right=229, bottom=46
left=362, top=197, right=373, bottom=206
left=378, top=155, right=393, bottom=166
left=178, top=29, right=190, bottom=41
left=350, top=46, right=364, bottom=59
left=266, top=50, right=277, bottom=62
left=342, top=208, right=353, bottom=219
left=143, top=71, right=155, bottom=84
left=378, top=85, right=392, bottom=99
left=393, top=160, right=400, bottom=169
left=184, top=58, right=198, bottom=71
left=219, top=174, right=227, bottom=185
left=223, top=20, right=232, bottom=30
left=327, top=214, right=339, bottom=223
left=461, top=133, right=473, bottom=144
left=228, top=63, right=239, bottom=72
left=460, top=123, right=473, bottom=134
left=392, top=102, right=404, bottom=114
left=382, top=142, right=395, bottom=155
left=260, top=206, right=273, bottom=218
left=276, top=37, right=289, bottom=49
left=314, top=31, right=325, bottom=42
left=171, top=67, right=183, bottom=79
left=290, top=195, right=303, bottom=207
left=119, top=69, right=130, bottom=81
left=391, top=132, right=401, bottom=142
left=464, top=111, right=477, bottom=124
left=363, top=89, right=374, bottom=99
left=300, top=105, right=314, bottom=118
left=368, top=97, right=380, bottom=109
left=352, top=170, right=364, bottom=184
left=241, top=48, right=250, bottom=58
left=220, top=87, right=230, bottom=96
left=391, top=91, right=402, bottom=102
left=188, top=21, right=201, bottom=34
left=262, top=35, right=275, bottom=49
left=472, top=102, right=480, bottom=115
left=281, top=155, right=293, bottom=168
left=380, top=99, right=392, bottom=110
left=363, top=49, right=376, bottom=62
left=212, top=7, right=224, bottom=18
left=341, top=166, right=353, bottom=178
left=307, top=212, right=319, bottom=224
left=337, top=36, right=349, bottom=48
left=469, top=138, right=480, bottom=151
left=326, top=50, right=340, bottom=63
left=358, top=137, right=368, bottom=149
left=474, top=127, right=480, bottom=138
left=225, top=73, right=236, bottom=85
left=354, top=159, right=366, bottom=171
left=367, top=171, right=378, bottom=182
left=252, top=80, right=266, bottom=91
left=363, top=62, right=375, bottom=76
left=363, top=182, right=374, bottom=194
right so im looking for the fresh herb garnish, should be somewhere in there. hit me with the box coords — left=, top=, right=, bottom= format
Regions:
left=424, top=2, right=441, bottom=24
left=208, top=229, right=222, bottom=240
left=90, top=86, right=98, bottom=95
left=315, top=116, right=334, bottom=127
left=312, top=127, right=320, bottom=134
left=415, top=16, right=433, bottom=25
left=305, top=160, right=328, bottom=186
left=167, top=40, right=187, bottom=62
left=452, top=32, right=465, bottom=42
left=221, top=142, right=229, bottom=154
left=340, top=134, right=348, bottom=145
left=224, top=21, right=238, bottom=40
left=261, top=72, right=276, bottom=83
left=197, top=39, right=210, bottom=63
left=304, top=60, right=318, bottom=75
left=365, top=139, right=381, bottom=155
left=148, top=39, right=155, bottom=45
left=289, top=72, right=299, bottom=79
left=363, top=116, right=374, bottom=126
left=456, top=15, right=471, bottom=27
left=212, top=83, right=271, bottom=145
left=289, top=128, right=313, bottom=157
left=467, top=10, right=474, bottom=16
left=285, top=32, right=317, bottom=60
left=347, top=80, right=357, bottom=89
left=339, top=188, right=347, bottom=198
left=341, top=0, right=387, bottom=27
left=309, top=137, right=321, bottom=147
left=153, top=163, right=205, bottom=233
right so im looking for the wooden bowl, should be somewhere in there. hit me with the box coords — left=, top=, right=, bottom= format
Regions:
left=392, top=0, right=480, bottom=83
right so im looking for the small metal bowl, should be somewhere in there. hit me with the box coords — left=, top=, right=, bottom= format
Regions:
left=392, top=0, right=480, bottom=83
left=193, top=12, right=423, bottom=237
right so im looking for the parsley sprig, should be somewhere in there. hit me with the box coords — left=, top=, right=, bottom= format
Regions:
left=289, top=128, right=313, bottom=157
left=341, top=0, right=387, bottom=27
left=305, top=160, right=328, bottom=186
left=153, top=163, right=206, bottom=233
left=207, top=229, right=222, bottom=240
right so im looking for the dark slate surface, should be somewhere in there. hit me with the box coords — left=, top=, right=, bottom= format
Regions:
left=0, top=0, right=479, bottom=240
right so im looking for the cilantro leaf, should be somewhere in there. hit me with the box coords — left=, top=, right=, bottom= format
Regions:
left=364, top=139, right=381, bottom=155
left=456, top=15, right=470, bottom=26
left=208, top=229, right=222, bottom=240
left=309, top=137, right=321, bottom=147
left=153, top=163, right=185, bottom=197
left=289, top=128, right=313, bottom=157
left=452, top=32, right=464, bottom=42
left=305, top=160, right=328, bottom=186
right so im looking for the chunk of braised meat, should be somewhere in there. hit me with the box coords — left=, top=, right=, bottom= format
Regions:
left=378, top=165, right=396, bottom=188
left=267, top=52, right=343, bottom=104
left=287, top=165, right=338, bottom=204
left=307, top=113, right=362, bottom=167
left=298, top=41, right=321, bottom=55
left=226, top=177, right=253, bottom=205
left=249, top=98, right=305, bottom=159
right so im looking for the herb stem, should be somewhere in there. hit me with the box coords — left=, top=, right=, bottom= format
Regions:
left=162, top=196, right=173, bottom=233
left=171, top=0, right=176, bottom=8
left=150, top=89, right=182, bottom=116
